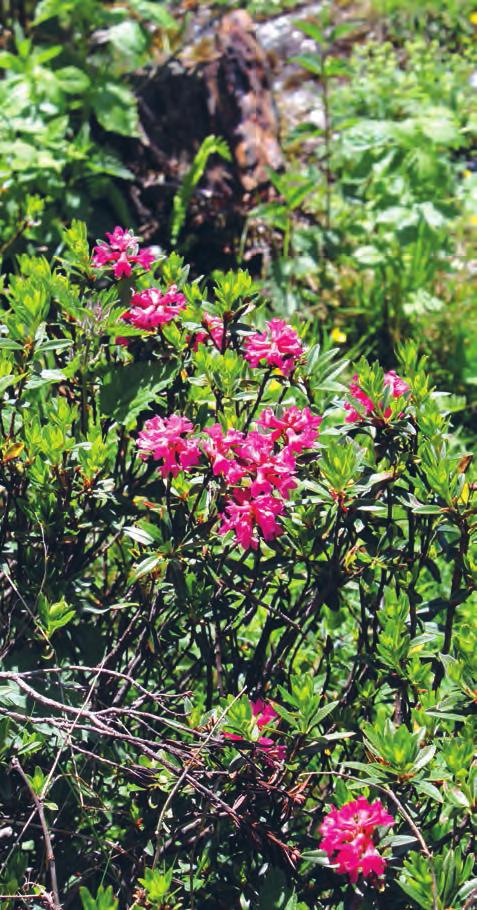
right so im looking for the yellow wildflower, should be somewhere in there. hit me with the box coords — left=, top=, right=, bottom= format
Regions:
left=331, top=327, right=347, bottom=344
left=470, top=11, right=477, bottom=25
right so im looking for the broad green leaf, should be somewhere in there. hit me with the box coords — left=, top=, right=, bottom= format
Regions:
left=92, top=82, right=139, bottom=137
left=55, top=65, right=91, bottom=94
left=99, top=361, right=179, bottom=425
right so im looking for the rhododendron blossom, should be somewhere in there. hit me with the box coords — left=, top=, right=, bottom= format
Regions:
left=123, top=285, right=186, bottom=330
left=251, top=699, right=279, bottom=728
left=247, top=444, right=297, bottom=500
left=91, top=227, right=155, bottom=278
left=254, top=738, right=287, bottom=764
left=203, top=425, right=248, bottom=484
left=244, top=319, right=304, bottom=376
left=224, top=699, right=286, bottom=763
left=344, top=371, right=410, bottom=423
left=219, top=490, right=285, bottom=550
left=205, top=426, right=297, bottom=502
left=385, top=369, right=410, bottom=398
left=203, top=404, right=326, bottom=550
left=191, top=313, right=227, bottom=351
left=258, top=406, right=322, bottom=453
left=319, top=797, right=394, bottom=883
left=137, top=414, right=200, bottom=478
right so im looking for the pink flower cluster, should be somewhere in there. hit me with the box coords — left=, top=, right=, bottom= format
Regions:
left=205, top=406, right=320, bottom=549
left=224, top=699, right=286, bottom=764
left=257, top=406, right=322, bottom=452
left=252, top=699, right=279, bottom=728
left=206, top=427, right=297, bottom=499
left=344, top=371, right=410, bottom=424
left=244, top=319, right=304, bottom=376
left=220, top=490, right=286, bottom=551
left=122, top=285, right=186, bottom=330
left=91, top=227, right=155, bottom=279
left=92, top=232, right=307, bottom=374
left=136, top=406, right=321, bottom=549
left=319, top=797, right=394, bottom=883
left=137, top=414, right=200, bottom=478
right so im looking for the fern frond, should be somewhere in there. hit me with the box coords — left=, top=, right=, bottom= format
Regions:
left=170, top=135, right=231, bottom=246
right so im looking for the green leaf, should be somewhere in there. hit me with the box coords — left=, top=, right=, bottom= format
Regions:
left=133, top=554, right=162, bottom=579
left=170, top=135, right=231, bottom=245
left=38, top=595, right=76, bottom=639
left=290, top=54, right=322, bottom=77
left=0, top=373, right=19, bottom=395
left=294, top=21, right=325, bottom=44
left=25, top=368, right=67, bottom=389
left=99, top=361, right=179, bottom=426
left=28, top=765, right=45, bottom=795
left=80, top=885, right=118, bottom=910
left=55, top=66, right=91, bottom=94
left=414, top=781, right=443, bottom=803
left=128, top=0, right=178, bottom=29
left=124, top=525, right=155, bottom=546
left=412, top=744, right=435, bottom=773
left=353, top=245, right=385, bottom=267
left=105, top=21, right=148, bottom=59
left=419, top=107, right=460, bottom=145
left=0, top=51, right=24, bottom=72
left=300, top=849, right=329, bottom=865
left=323, top=58, right=350, bottom=78
left=92, top=82, right=139, bottom=137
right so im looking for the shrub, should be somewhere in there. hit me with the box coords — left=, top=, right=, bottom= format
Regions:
left=0, top=222, right=475, bottom=908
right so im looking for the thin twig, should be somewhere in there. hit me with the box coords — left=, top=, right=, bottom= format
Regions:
left=11, top=758, right=62, bottom=910
left=151, top=688, right=246, bottom=869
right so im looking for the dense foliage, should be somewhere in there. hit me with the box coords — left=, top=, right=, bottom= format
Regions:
left=0, top=221, right=475, bottom=909
left=0, top=0, right=179, bottom=255
left=0, top=1, right=476, bottom=909
left=247, top=10, right=477, bottom=406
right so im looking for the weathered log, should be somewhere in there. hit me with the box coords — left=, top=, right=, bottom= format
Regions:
left=113, top=9, right=283, bottom=269
left=203, top=10, right=284, bottom=191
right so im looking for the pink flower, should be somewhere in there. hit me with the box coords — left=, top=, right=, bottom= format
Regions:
left=223, top=732, right=243, bottom=742
left=137, top=414, right=200, bottom=478
left=256, top=737, right=287, bottom=765
left=205, top=426, right=297, bottom=500
left=203, top=424, right=247, bottom=484
left=123, top=285, right=186, bottom=330
left=223, top=732, right=286, bottom=764
left=206, top=421, right=299, bottom=548
left=333, top=837, right=386, bottom=879
left=191, top=313, right=227, bottom=352
left=343, top=404, right=364, bottom=424
left=219, top=490, right=285, bottom=550
left=251, top=699, right=279, bottom=728
left=348, top=375, right=375, bottom=417
left=224, top=699, right=286, bottom=764
left=244, top=319, right=304, bottom=376
left=258, top=406, right=322, bottom=453
left=233, top=429, right=273, bottom=464
left=344, top=371, right=409, bottom=424
left=91, top=227, right=155, bottom=278
left=385, top=370, right=410, bottom=398
left=247, top=444, right=297, bottom=500
left=319, top=797, right=394, bottom=883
